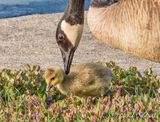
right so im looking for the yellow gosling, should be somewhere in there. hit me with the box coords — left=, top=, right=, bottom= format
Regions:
left=44, top=63, right=112, bottom=97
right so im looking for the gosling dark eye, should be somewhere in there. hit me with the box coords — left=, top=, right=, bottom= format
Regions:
left=57, top=33, right=65, bottom=43
left=51, top=77, right=55, bottom=81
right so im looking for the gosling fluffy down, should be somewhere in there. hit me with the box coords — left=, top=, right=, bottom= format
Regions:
left=44, top=63, right=112, bottom=97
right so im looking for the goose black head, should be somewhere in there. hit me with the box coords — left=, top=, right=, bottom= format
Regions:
left=56, top=0, right=85, bottom=74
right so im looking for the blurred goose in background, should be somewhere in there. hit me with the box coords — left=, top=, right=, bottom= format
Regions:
left=56, top=0, right=160, bottom=75
left=88, top=0, right=160, bottom=62
left=44, top=63, right=112, bottom=97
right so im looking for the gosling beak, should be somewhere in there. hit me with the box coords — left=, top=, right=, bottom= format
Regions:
left=46, top=84, right=54, bottom=92
left=62, top=49, right=75, bottom=75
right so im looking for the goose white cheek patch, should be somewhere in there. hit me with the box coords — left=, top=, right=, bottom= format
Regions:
left=61, top=20, right=83, bottom=46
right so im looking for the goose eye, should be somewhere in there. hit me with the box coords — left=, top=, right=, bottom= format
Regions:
left=58, top=33, right=64, bottom=43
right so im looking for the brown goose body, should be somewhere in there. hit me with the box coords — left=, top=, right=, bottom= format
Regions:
left=88, top=0, right=160, bottom=62
left=44, top=63, right=112, bottom=97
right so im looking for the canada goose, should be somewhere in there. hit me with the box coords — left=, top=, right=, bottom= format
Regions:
left=44, top=63, right=112, bottom=97
left=87, top=0, right=160, bottom=62
left=56, top=0, right=160, bottom=74
left=56, top=0, right=84, bottom=74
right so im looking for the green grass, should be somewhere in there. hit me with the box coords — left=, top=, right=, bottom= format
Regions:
left=0, top=62, right=159, bottom=122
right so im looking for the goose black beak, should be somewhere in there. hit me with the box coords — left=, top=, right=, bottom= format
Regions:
left=62, top=49, right=75, bottom=75
left=46, top=84, right=54, bottom=92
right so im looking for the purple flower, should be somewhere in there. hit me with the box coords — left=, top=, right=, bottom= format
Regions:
left=119, top=80, right=123, bottom=83
left=21, top=101, right=25, bottom=107
left=35, top=71, right=39, bottom=75
left=32, top=114, right=40, bottom=118
left=102, top=112, right=107, bottom=116
left=124, top=108, right=128, bottom=113
left=34, top=98, right=39, bottom=106
left=59, top=109, right=63, bottom=114
left=116, top=88, right=121, bottom=94
left=32, top=114, right=36, bottom=118
left=45, top=96, right=52, bottom=105
left=106, top=102, right=112, bottom=110
left=139, top=113, right=143, bottom=118
left=36, top=114, right=40, bottom=118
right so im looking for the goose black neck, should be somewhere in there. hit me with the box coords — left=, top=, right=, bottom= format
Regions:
left=67, top=0, right=84, bottom=14
left=64, top=0, right=85, bottom=25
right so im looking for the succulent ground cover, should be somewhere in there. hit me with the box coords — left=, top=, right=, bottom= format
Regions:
left=0, top=62, right=159, bottom=122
